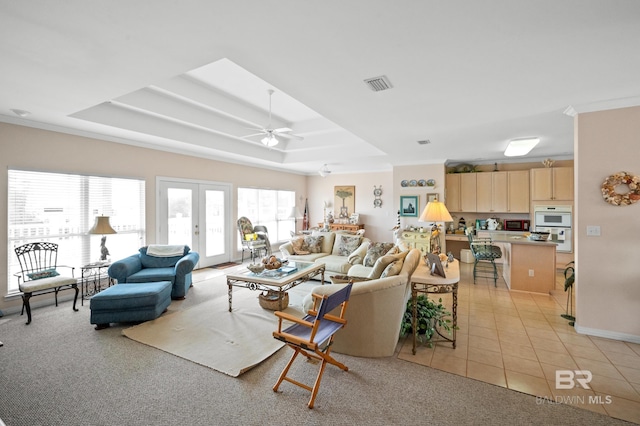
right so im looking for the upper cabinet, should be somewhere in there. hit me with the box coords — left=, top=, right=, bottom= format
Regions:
left=445, top=174, right=461, bottom=212
left=507, top=170, right=530, bottom=212
left=446, top=170, right=530, bottom=213
left=445, top=173, right=476, bottom=212
left=531, top=167, right=574, bottom=201
left=476, top=172, right=507, bottom=213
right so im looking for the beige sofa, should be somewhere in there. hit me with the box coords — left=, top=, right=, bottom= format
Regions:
left=302, top=248, right=422, bottom=357
left=279, top=231, right=370, bottom=279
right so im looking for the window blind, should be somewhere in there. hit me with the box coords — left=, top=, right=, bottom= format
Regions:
left=7, top=169, right=145, bottom=293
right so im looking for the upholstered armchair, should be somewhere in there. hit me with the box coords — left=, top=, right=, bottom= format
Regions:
left=108, top=245, right=200, bottom=299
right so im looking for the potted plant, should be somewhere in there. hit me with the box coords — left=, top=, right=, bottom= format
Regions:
left=401, top=295, right=455, bottom=346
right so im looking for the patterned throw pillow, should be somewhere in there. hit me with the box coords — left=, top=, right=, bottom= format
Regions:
left=381, top=259, right=404, bottom=278
left=363, top=242, right=395, bottom=267
left=333, top=235, right=362, bottom=256
left=27, top=269, right=59, bottom=280
left=291, top=237, right=310, bottom=255
left=304, top=235, right=324, bottom=253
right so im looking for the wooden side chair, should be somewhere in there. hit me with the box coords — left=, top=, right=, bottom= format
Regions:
left=272, top=283, right=353, bottom=409
left=14, top=242, right=79, bottom=324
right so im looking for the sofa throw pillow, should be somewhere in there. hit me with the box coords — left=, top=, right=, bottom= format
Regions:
left=381, top=259, right=404, bottom=278
left=367, top=250, right=410, bottom=279
left=304, top=235, right=324, bottom=253
left=291, top=237, right=310, bottom=255
left=311, top=231, right=335, bottom=253
left=27, top=269, right=59, bottom=280
left=333, top=235, right=362, bottom=257
left=363, top=242, right=395, bottom=267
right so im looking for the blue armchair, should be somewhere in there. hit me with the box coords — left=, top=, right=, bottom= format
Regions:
left=108, top=245, right=200, bottom=299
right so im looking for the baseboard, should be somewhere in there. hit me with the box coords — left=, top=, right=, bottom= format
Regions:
left=574, top=324, right=640, bottom=344
left=0, top=291, right=79, bottom=317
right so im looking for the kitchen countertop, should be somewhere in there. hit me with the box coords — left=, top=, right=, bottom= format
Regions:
left=446, top=230, right=557, bottom=246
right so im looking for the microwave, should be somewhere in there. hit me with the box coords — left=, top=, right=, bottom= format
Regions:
left=504, top=219, right=530, bottom=231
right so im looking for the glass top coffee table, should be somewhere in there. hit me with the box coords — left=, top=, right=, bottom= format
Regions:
left=225, top=261, right=325, bottom=311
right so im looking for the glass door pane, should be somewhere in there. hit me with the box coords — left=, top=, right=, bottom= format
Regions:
left=167, top=188, right=193, bottom=247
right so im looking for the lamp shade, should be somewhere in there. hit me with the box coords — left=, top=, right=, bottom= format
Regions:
left=419, top=200, right=453, bottom=223
left=289, top=207, right=304, bottom=219
left=88, top=216, right=117, bottom=235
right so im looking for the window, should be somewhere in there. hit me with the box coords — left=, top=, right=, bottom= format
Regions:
left=7, top=170, right=145, bottom=294
left=237, top=188, right=295, bottom=242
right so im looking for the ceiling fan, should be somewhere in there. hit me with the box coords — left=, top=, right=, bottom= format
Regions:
left=243, top=89, right=304, bottom=147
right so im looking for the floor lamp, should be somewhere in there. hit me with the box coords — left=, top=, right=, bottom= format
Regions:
left=418, top=200, right=453, bottom=254
left=88, top=216, right=117, bottom=261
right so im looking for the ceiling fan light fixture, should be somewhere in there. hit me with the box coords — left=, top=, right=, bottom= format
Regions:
left=261, top=134, right=278, bottom=147
left=318, top=164, right=331, bottom=177
left=504, top=137, right=539, bottom=157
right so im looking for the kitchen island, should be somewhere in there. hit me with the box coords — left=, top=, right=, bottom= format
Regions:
left=484, top=231, right=557, bottom=294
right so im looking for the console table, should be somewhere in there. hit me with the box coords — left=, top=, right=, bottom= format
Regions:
left=410, top=259, right=460, bottom=353
left=318, top=223, right=364, bottom=232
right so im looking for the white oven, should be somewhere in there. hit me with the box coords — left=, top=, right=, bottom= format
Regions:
left=534, top=205, right=572, bottom=253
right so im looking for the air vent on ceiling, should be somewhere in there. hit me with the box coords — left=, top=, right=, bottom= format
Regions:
left=363, top=75, right=392, bottom=92
left=417, top=139, right=431, bottom=145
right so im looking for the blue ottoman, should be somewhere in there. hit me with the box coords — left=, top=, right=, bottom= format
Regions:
left=90, top=281, right=172, bottom=330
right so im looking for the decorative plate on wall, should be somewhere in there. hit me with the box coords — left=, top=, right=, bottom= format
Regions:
left=427, top=179, right=436, bottom=187
left=401, top=180, right=408, bottom=187
left=418, top=179, right=427, bottom=186
left=409, top=179, right=417, bottom=187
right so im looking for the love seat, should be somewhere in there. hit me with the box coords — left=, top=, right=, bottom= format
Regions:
left=302, top=248, right=422, bottom=357
left=107, top=245, right=199, bottom=299
left=280, top=231, right=370, bottom=279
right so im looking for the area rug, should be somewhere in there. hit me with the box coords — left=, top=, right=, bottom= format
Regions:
left=122, top=286, right=309, bottom=377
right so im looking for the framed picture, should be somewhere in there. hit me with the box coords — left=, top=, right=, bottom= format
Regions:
left=400, top=195, right=419, bottom=217
left=334, top=186, right=355, bottom=220
left=427, top=193, right=439, bottom=203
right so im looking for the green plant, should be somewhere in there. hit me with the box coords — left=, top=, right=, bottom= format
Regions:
left=401, top=295, right=455, bottom=345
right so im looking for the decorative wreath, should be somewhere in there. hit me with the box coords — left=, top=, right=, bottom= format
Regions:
left=601, top=171, right=640, bottom=206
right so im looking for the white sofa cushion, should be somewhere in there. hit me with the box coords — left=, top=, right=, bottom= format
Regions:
left=368, top=250, right=410, bottom=279
left=311, top=230, right=336, bottom=253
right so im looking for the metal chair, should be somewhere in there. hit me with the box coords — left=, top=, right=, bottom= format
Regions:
left=237, top=217, right=267, bottom=263
left=272, top=283, right=353, bottom=409
left=14, top=242, right=79, bottom=324
left=466, top=229, right=502, bottom=286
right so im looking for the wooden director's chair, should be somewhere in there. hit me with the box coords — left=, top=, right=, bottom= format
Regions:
left=272, top=283, right=353, bottom=409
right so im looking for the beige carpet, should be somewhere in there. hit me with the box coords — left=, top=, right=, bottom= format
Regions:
left=122, top=286, right=310, bottom=377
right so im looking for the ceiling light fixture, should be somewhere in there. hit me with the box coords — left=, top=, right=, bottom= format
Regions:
left=261, top=133, right=278, bottom=147
left=318, top=164, right=332, bottom=178
left=504, top=137, right=540, bottom=157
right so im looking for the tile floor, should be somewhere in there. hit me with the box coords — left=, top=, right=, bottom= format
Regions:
left=397, top=261, right=640, bottom=424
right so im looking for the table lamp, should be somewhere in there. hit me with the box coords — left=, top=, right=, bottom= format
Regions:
left=289, top=206, right=304, bottom=233
left=418, top=200, right=453, bottom=254
left=88, top=216, right=117, bottom=261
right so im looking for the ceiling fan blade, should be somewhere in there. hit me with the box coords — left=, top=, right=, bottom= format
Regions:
left=273, top=127, right=293, bottom=133
left=276, top=132, right=304, bottom=141
left=242, top=133, right=266, bottom=138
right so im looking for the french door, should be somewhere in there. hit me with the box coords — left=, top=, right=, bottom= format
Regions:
left=157, top=178, right=232, bottom=268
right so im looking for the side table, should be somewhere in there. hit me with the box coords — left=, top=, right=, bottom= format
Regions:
left=410, top=259, right=460, bottom=354
left=81, top=262, right=114, bottom=305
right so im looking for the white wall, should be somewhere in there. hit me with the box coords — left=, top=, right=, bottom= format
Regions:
left=307, top=171, right=395, bottom=243
left=574, top=106, right=640, bottom=342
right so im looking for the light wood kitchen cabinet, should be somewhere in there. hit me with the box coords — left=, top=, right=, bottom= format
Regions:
left=476, top=172, right=507, bottom=213
left=531, top=167, right=574, bottom=201
left=445, top=173, right=476, bottom=212
left=445, top=174, right=461, bottom=212
left=460, top=173, right=477, bottom=212
left=507, top=170, right=530, bottom=212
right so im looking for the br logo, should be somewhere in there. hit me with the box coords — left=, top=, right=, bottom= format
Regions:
left=556, top=370, right=593, bottom=389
